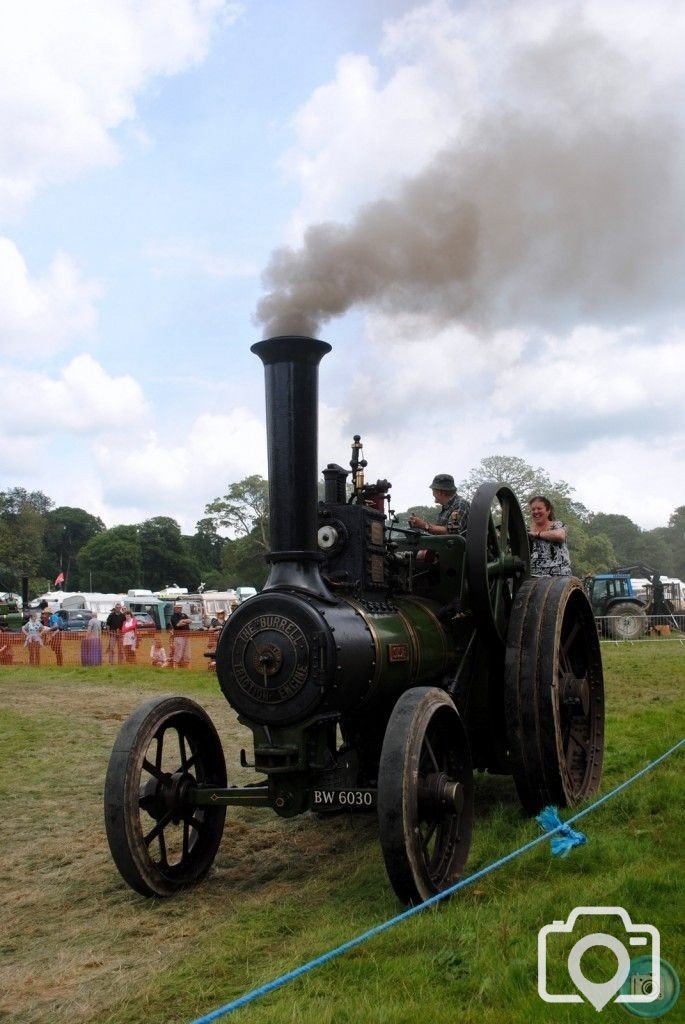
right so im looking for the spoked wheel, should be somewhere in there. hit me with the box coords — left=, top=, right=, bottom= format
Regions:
left=378, top=687, right=474, bottom=905
left=466, top=482, right=530, bottom=648
left=504, top=577, right=604, bottom=814
left=104, top=695, right=227, bottom=896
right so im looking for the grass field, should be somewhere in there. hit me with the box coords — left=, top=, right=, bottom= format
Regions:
left=0, top=644, right=683, bottom=1024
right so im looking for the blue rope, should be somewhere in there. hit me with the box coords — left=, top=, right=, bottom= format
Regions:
left=189, top=736, right=684, bottom=1024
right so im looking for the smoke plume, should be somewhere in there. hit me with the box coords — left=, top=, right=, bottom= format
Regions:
left=256, top=9, right=685, bottom=338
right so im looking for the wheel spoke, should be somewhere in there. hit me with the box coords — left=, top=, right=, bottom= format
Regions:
left=178, top=730, right=188, bottom=768
left=561, top=618, right=582, bottom=658
left=500, top=499, right=511, bottom=550
left=423, top=735, right=440, bottom=773
left=142, top=757, right=167, bottom=781
left=143, top=809, right=174, bottom=846
left=157, top=828, right=168, bottom=869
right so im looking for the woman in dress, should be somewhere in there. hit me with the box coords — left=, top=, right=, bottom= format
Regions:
left=81, top=611, right=103, bottom=666
left=121, top=609, right=139, bottom=664
left=528, top=495, right=572, bottom=577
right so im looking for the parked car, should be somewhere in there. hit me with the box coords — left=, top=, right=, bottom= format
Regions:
left=56, top=610, right=92, bottom=632
left=130, top=611, right=156, bottom=630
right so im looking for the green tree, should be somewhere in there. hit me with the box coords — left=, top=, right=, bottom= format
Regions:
left=662, top=507, right=685, bottom=579
left=633, top=533, right=675, bottom=575
left=0, top=488, right=53, bottom=517
left=220, top=534, right=268, bottom=589
left=205, top=475, right=270, bottom=551
left=42, top=507, right=105, bottom=589
left=0, top=487, right=53, bottom=587
left=186, top=518, right=226, bottom=584
left=137, top=517, right=201, bottom=590
left=78, top=527, right=141, bottom=593
left=458, top=455, right=589, bottom=524
left=570, top=531, right=617, bottom=578
left=459, top=456, right=570, bottom=504
left=586, top=514, right=643, bottom=566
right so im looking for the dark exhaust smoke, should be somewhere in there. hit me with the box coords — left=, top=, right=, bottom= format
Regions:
left=256, top=19, right=685, bottom=338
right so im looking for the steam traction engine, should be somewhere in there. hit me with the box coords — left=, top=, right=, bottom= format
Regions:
left=104, top=337, right=604, bottom=905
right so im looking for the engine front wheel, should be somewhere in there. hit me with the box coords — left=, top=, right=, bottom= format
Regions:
left=104, top=695, right=227, bottom=897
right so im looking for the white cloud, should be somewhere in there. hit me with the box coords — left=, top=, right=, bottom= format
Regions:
left=0, top=354, right=148, bottom=433
left=0, top=0, right=240, bottom=220
left=489, top=325, right=685, bottom=450
left=91, top=406, right=267, bottom=528
left=282, top=46, right=465, bottom=238
left=314, top=312, right=684, bottom=529
left=0, top=238, right=101, bottom=356
left=283, top=0, right=685, bottom=234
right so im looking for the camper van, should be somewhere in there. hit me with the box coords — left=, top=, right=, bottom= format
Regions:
left=29, top=591, right=123, bottom=620
left=155, top=588, right=238, bottom=628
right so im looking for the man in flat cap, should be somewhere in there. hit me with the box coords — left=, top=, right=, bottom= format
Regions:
left=409, top=474, right=470, bottom=536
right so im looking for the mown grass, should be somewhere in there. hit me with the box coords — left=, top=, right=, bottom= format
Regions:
left=0, top=644, right=683, bottom=1024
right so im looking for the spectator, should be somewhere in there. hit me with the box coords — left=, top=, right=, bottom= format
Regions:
left=106, top=603, right=125, bottom=664
left=169, top=603, right=192, bottom=668
left=528, top=495, right=572, bottom=577
left=22, top=613, right=45, bottom=666
left=46, top=609, right=64, bottom=666
left=121, top=610, right=139, bottom=663
left=82, top=611, right=103, bottom=666
left=150, top=636, right=168, bottom=667
left=209, top=610, right=227, bottom=631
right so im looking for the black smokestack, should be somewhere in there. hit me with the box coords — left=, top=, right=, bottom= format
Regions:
left=251, top=335, right=332, bottom=595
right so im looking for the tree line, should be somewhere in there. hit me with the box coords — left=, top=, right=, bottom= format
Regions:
left=1, top=458, right=683, bottom=600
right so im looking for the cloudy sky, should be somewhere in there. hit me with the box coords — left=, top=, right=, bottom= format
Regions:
left=1, top=0, right=683, bottom=535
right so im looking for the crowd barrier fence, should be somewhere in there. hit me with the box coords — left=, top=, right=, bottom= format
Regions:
left=0, top=629, right=218, bottom=670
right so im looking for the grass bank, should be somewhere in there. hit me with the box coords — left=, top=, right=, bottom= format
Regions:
left=0, top=644, right=683, bottom=1024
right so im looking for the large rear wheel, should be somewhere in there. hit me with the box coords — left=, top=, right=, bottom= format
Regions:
left=378, top=687, right=474, bottom=905
left=504, top=577, right=604, bottom=814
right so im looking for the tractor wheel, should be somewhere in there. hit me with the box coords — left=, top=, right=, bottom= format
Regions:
left=465, top=482, right=530, bottom=648
left=608, top=602, right=648, bottom=640
left=104, top=695, right=227, bottom=897
left=378, top=687, right=474, bottom=905
left=504, top=577, right=604, bottom=814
